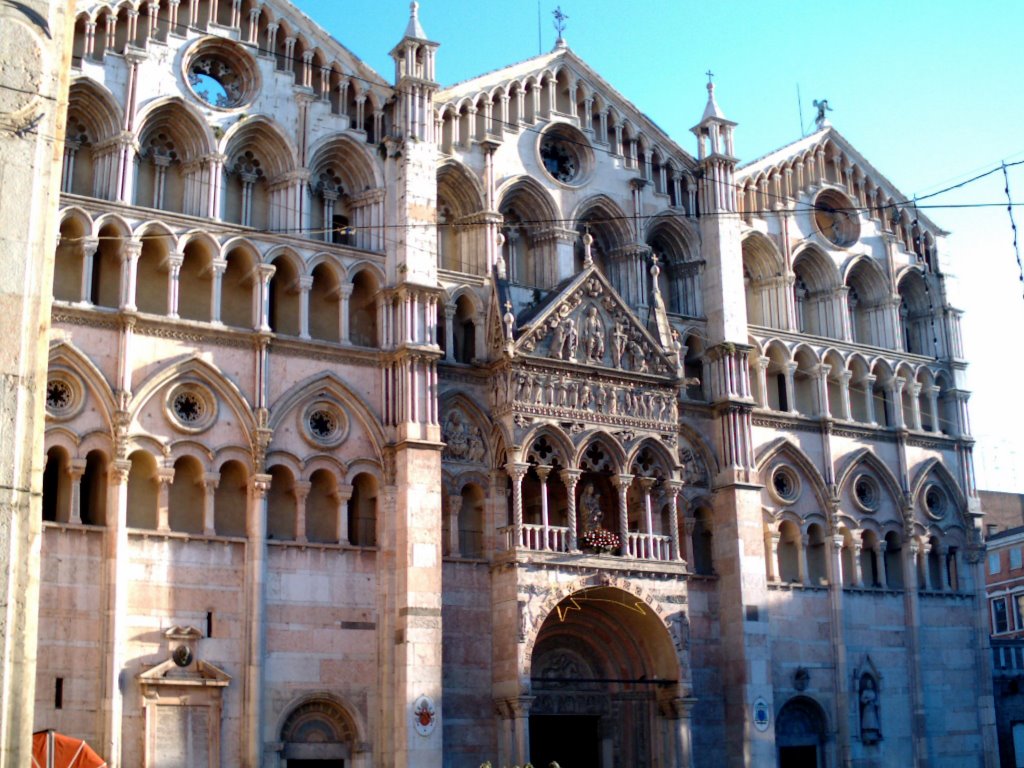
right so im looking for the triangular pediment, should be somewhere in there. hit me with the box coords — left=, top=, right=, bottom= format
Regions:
left=437, top=47, right=697, bottom=167
left=737, top=127, right=946, bottom=236
left=511, top=266, right=677, bottom=379
left=139, top=657, right=231, bottom=687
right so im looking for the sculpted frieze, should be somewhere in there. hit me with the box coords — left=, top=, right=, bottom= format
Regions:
left=441, top=406, right=486, bottom=465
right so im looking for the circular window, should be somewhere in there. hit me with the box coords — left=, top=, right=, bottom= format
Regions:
left=537, top=124, right=592, bottom=186
left=45, top=374, right=83, bottom=420
left=301, top=401, right=349, bottom=448
left=813, top=189, right=859, bottom=248
left=922, top=483, right=948, bottom=520
left=769, top=465, right=801, bottom=505
left=165, top=383, right=217, bottom=433
left=183, top=37, right=259, bottom=111
left=853, top=474, right=880, bottom=513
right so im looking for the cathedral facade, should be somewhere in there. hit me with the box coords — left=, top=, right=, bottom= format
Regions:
left=33, top=1, right=997, bottom=766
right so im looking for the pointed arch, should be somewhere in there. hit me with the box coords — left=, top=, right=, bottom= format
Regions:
left=134, top=96, right=216, bottom=161
left=437, top=159, right=485, bottom=219
left=307, top=133, right=383, bottom=193
left=48, top=340, right=117, bottom=430
left=572, top=429, right=627, bottom=473
left=496, top=175, right=560, bottom=223
left=221, top=115, right=300, bottom=182
left=267, top=371, right=387, bottom=463
left=909, top=458, right=968, bottom=524
left=755, top=437, right=831, bottom=512
left=834, top=448, right=905, bottom=509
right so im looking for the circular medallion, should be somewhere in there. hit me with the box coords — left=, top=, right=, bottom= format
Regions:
left=183, top=37, right=260, bottom=111
left=537, top=124, right=592, bottom=187
left=753, top=697, right=770, bottom=732
left=922, top=483, right=947, bottom=520
left=165, top=382, right=217, bottom=434
left=301, top=400, right=349, bottom=449
left=813, top=189, right=859, bottom=247
left=768, top=465, right=801, bottom=505
left=45, top=374, right=83, bottom=420
left=412, top=695, right=437, bottom=737
left=172, top=644, right=193, bottom=668
left=853, top=474, right=880, bottom=513
left=0, top=16, right=43, bottom=118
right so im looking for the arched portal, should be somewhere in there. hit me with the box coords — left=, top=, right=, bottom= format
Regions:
left=279, top=696, right=359, bottom=766
left=528, top=586, right=687, bottom=768
left=775, top=695, right=827, bottom=768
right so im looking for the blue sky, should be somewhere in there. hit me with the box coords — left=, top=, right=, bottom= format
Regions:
left=293, top=0, right=1024, bottom=490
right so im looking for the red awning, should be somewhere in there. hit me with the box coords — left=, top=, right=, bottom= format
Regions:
left=31, top=731, right=107, bottom=768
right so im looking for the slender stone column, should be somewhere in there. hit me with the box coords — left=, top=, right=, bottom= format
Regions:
left=510, top=696, right=534, bottom=767
left=244, top=474, right=271, bottom=767
left=926, top=385, right=940, bottom=433
left=335, top=485, right=352, bottom=545
left=120, top=240, right=142, bottom=311
left=755, top=357, right=769, bottom=408
left=908, top=382, right=923, bottom=430
left=839, top=370, right=853, bottom=420
left=508, top=462, right=529, bottom=550
left=447, top=494, right=462, bottom=557
left=666, top=480, right=683, bottom=561
left=614, top=474, right=633, bottom=555
left=256, top=263, right=275, bottom=332
left=78, top=237, right=99, bottom=303
left=901, top=536, right=927, bottom=766
left=768, top=532, right=780, bottom=582
left=670, top=697, right=697, bottom=768
left=156, top=468, right=174, bottom=532
left=210, top=258, right=227, bottom=325
left=102, top=460, right=132, bottom=767
left=851, top=540, right=864, bottom=587
left=798, top=533, right=809, bottom=585
left=443, top=304, right=455, bottom=362
left=815, top=363, right=831, bottom=417
left=561, top=469, right=581, bottom=552
left=297, top=275, right=313, bottom=340
left=784, top=362, right=798, bottom=414
left=167, top=251, right=184, bottom=319
left=293, top=480, right=311, bottom=543
left=201, top=472, right=219, bottom=535
left=535, top=465, right=551, bottom=550
left=876, top=541, right=889, bottom=589
left=67, top=460, right=86, bottom=525
left=639, top=477, right=655, bottom=559
left=863, top=374, right=877, bottom=424
left=339, top=284, right=353, bottom=343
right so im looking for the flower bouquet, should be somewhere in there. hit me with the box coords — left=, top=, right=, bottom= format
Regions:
left=581, top=526, right=620, bottom=554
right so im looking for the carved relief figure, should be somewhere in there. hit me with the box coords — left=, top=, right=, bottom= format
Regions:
left=580, top=484, right=603, bottom=531
left=628, top=332, right=648, bottom=373
left=443, top=410, right=469, bottom=460
left=859, top=674, right=881, bottom=744
left=467, top=427, right=486, bottom=463
left=582, top=306, right=605, bottom=363
left=612, top=320, right=628, bottom=369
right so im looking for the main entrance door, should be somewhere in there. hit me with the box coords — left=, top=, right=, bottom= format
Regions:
left=530, top=715, right=601, bottom=768
left=775, top=696, right=827, bottom=768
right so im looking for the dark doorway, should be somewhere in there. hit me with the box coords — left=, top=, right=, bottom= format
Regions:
left=287, top=761, right=344, bottom=768
left=530, top=715, right=600, bottom=768
left=779, top=745, right=817, bottom=768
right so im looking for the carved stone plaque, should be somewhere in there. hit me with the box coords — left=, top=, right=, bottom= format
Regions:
left=153, top=705, right=210, bottom=768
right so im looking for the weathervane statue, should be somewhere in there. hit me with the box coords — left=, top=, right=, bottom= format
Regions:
left=812, top=98, right=833, bottom=130
left=553, top=6, right=569, bottom=43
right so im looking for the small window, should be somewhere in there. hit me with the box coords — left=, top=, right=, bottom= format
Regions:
left=994, top=598, right=1009, bottom=634
left=1012, top=548, right=1023, bottom=571
left=991, top=552, right=1002, bottom=576
left=55, top=677, right=64, bottom=710
left=1015, top=595, right=1024, bottom=631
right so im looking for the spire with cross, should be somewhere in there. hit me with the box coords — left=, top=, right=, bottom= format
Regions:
left=552, top=6, right=569, bottom=46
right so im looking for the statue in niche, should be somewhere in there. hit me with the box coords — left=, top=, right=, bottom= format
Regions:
left=549, top=316, right=578, bottom=361
left=467, top=427, right=486, bottom=463
left=515, top=371, right=530, bottom=402
left=582, top=306, right=605, bottom=363
left=579, top=382, right=592, bottom=410
left=628, top=332, right=648, bottom=373
left=612, top=320, right=629, bottom=369
left=580, top=484, right=603, bottom=531
left=859, top=674, right=881, bottom=744
left=443, top=410, right=469, bottom=460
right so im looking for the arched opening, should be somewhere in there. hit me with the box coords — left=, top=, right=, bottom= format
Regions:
left=777, top=520, right=801, bottom=583
left=764, top=345, right=790, bottom=412
left=792, top=348, right=818, bottom=418
left=135, top=232, right=172, bottom=315
left=453, top=294, right=476, bottom=364
left=91, top=224, right=124, bottom=308
left=529, top=587, right=682, bottom=768
left=267, top=465, right=297, bottom=541
left=839, top=528, right=856, bottom=587
left=42, top=447, right=71, bottom=523
left=776, top=696, right=827, bottom=768
left=845, top=259, right=890, bottom=348
left=682, top=334, right=704, bottom=401
left=860, top=530, right=881, bottom=588
left=883, top=531, right=904, bottom=589
left=348, top=270, right=379, bottom=347
left=690, top=505, right=713, bottom=575
left=897, top=270, right=932, bottom=356
left=215, top=460, right=248, bottom=537
left=348, top=472, right=377, bottom=547
left=742, top=234, right=784, bottom=329
left=178, top=239, right=214, bottom=322
left=279, top=697, right=358, bottom=765
left=848, top=357, right=871, bottom=424
left=458, top=482, right=485, bottom=558
left=54, top=219, right=87, bottom=302
left=309, top=262, right=342, bottom=342
left=269, top=255, right=300, bottom=336
left=792, top=247, right=840, bottom=338
left=221, top=246, right=256, bottom=329
left=806, top=523, right=828, bottom=585
left=307, top=469, right=339, bottom=544
left=81, top=450, right=108, bottom=526
left=169, top=456, right=204, bottom=533
left=127, top=450, right=159, bottom=530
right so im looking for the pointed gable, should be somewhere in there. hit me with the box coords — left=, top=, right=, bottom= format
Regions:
left=510, top=265, right=677, bottom=378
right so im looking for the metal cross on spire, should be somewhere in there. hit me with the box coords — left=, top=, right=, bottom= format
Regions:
left=705, top=69, right=715, bottom=85
left=552, top=6, right=569, bottom=39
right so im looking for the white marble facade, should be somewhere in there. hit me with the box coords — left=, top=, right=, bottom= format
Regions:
left=34, top=1, right=997, bottom=766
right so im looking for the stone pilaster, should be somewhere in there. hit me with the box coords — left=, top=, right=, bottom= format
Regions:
left=0, top=4, right=74, bottom=764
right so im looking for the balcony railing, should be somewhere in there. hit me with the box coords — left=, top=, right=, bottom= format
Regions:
left=500, top=525, right=676, bottom=563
